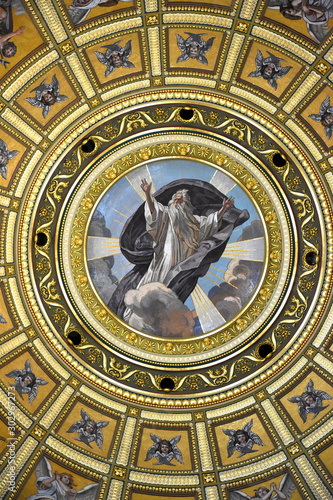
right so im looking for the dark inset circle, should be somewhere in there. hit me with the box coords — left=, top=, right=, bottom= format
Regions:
left=306, top=251, right=318, bottom=266
left=81, top=139, right=95, bottom=154
left=160, top=377, right=175, bottom=391
left=272, top=153, right=287, bottom=168
left=68, top=330, right=82, bottom=346
left=36, top=232, right=48, bottom=247
left=258, top=343, right=273, bottom=359
left=179, top=108, right=194, bottom=121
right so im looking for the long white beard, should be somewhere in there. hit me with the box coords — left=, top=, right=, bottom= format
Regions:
left=169, top=202, right=199, bottom=251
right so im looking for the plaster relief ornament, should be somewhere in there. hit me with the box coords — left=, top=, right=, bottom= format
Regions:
left=26, top=456, right=99, bottom=500
left=176, top=32, right=215, bottom=65
left=0, top=0, right=26, bottom=68
left=288, top=379, right=332, bottom=422
left=229, top=473, right=296, bottom=500
left=68, top=0, right=132, bottom=26
left=145, top=433, right=184, bottom=466
left=267, top=0, right=333, bottom=43
left=0, top=138, right=18, bottom=180
left=25, top=75, right=68, bottom=119
left=66, top=409, right=109, bottom=449
left=248, top=50, right=292, bottom=90
left=6, top=359, right=48, bottom=404
left=0, top=312, right=6, bottom=322
left=222, top=419, right=265, bottom=458
left=309, top=95, right=333, bottom=139
left=94, top=40, right=135, bottom=77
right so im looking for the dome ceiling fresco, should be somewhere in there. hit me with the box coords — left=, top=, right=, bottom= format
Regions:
left=0, top=1, right=333, bottom=500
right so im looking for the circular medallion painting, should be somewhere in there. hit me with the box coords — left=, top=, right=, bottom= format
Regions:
left=86, top=159, right=266, bottom=338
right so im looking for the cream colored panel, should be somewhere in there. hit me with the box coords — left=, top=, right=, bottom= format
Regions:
left=240, top=0, right=259, bottom=19
left=0, top=333, right=28, bottom=359
left=39, top=386, right=74, bottom=429
left=15, top=151, right=43, bottom=198
left=48, top=105, right=90, bottom=141
left=286, top=120, right=322, bottom=161
left=267, top=357, right=307, bottom=393
left=0, top=195, right=10, bottom=207
left=0, top=437, right=38, bottom=499
left=207, top=397, right=256, bottom=419
left=163, top=13, right=233, bottom=29
left=107, top=480, right=123, bottom=500
left=283, top=72, right=321, bottom=113
left=66, top=53, right=96, bottom=98
left=2, top=51, right=59, bottom=100
left=230, top=86, right=277, bottom=113
left=80, top=385, right=127, bottom=413
left=33, top=339, right=70, bottom=379
left=219, top=452, right=287, bottom=481
left=165, top=77, right=216, bottom=88
left=251, top=27, right=316, bottom=63
left=116, top=417, right=136, bottom=466
left=45, top=436, right=110, bottom=473
left=36, top=1, right=67, bottom=42
left=8, top=278, right=30, bottom=327
left=196, top=422, right=213, bottom=471
left=0, top=387, right=32, bottom=428
left=129, top=471, right=200, bottom=485
left=141, top=411, right=191, bottom=421
left=101, top=80, right=151, bottom=101
left=302, top=415, right=333, bottom=448
left=6, top=212, right=17, bottom=263
left=221, top=34, right=245, bottom=82
left=75, top=18, right=143, bottom=46
left=295, top=455, right=332, bottom=499
left=261, top=399, right=294, bottom=445
left=2, top=109, right=42, bottom=144
left=148, top=27, right=161, bottom=76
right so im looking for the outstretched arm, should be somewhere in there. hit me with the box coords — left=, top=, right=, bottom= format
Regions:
left=141, top=178, right=155, bottom=214
left=0, top=26, right=25, bottom=46
left=218, top=196, right=234, bottom=221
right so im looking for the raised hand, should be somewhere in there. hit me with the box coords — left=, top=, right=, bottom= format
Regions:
left=222, top=196, right=235, bottom=210
left=140, top=178, right=152, bottom=193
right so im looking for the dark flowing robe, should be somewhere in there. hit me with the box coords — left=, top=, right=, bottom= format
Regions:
left=109, top=179, right=249, bottom=319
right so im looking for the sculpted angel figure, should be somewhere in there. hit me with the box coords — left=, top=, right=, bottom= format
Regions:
left=222, top=419, right=265, bottom=458
left=26, top=455, right=99, bottom=500
left=6, top=359, right=48, bottom=404
left=309, top=95, right=333, bottom=139
left=248, top=50, right=292, bottom=90
left=145, top=433, right=184, bottom=466
left=94, top=40, right=134, bottom=77
left=288, top=379, right=332, bottom=422
left=0, top=138, right=19, bottom=180
left=25, top=74, right=68, bottom=119
left=66, top=409, right=109, bottom=449
left=176, top=32, right=215, bottom=64
left=229, top=473, right=296, bottom=500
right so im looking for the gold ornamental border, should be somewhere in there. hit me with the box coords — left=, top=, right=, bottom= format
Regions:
left=18, top=96, right=330, bottom=404
left=63, top=138, right=287, bottom=357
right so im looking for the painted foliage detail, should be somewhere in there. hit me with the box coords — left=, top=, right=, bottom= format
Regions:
left=0, top=0, right=26, bottom=69
left=288, top=379, right=332, bottom=422
left=222, top=419, right=265, bottom=458
left=25, top=75, right=68, bottom=119
left=176, top=32, right=215, bottom=64
left=94, top=40, right=134, bottom=77
left=309, top=95, right=333, bottom=139
left=66, top=409, right=109, bottom=449
left=6, top=359, right=48, bottom=404
left=248, top=50, right=292, bottom=90
left=267, top=0, right=333, bottom=43
left=145, top=433, right=184, bottom=466
left=0, top=138, right=19, bottom=180
left=68, top=0, right=132, bottom=26
left=26, top=456, right=98, bottom=500
left=229, top=473, right=296, bottom=500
